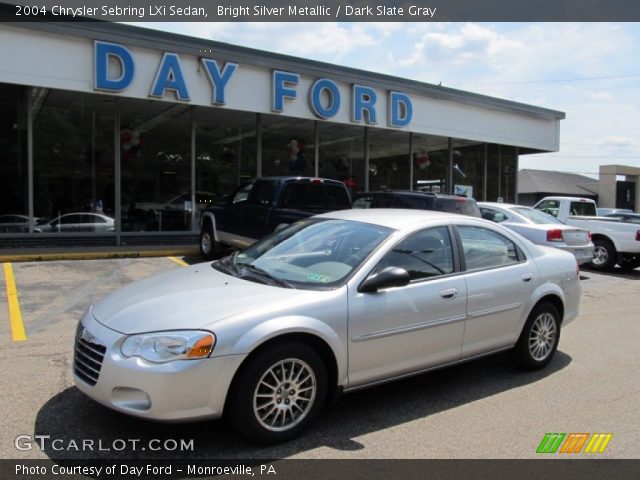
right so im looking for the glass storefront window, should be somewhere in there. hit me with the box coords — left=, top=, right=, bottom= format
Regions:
left=33, top=89, right=115, bottom=234
left=488, top=144, right=517, bottom=203
left=451, top=141, right=485, bottom=200
left=412, top=133, right=450, bottom=193
left=0, top=84, right=28, bottom=234
left=120, top=100, right=191, bottom=232
left=195, top=107, right=257, bottom=206
left=261, top=114, right=316, bottom=177
left=368, top=129, right=410, bottom=191
left=317, top=123, right=364, bottom=195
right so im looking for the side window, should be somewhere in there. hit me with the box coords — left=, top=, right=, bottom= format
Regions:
left=352, top=196, right=373, bottom=209
left=480, top=207, right=507, bottom=223
left=232, top=182, right=254, bottom=204
left=536, top=200, right=560, bottom=217
left=247, top=180, right=276, bottom=206
left=458, top=226, right=521, bottom=271
left=374, top=226, right=454, bottom=281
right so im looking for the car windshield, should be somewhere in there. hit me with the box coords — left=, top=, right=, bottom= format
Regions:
left=512, top=207, right=563, bottom=225
left=214, top=218, right=392, bottom=290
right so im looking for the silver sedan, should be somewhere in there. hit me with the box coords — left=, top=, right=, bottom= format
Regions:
left=73, top=209, right=580, bottom=443
left=479, top=202, right=595, bottom=265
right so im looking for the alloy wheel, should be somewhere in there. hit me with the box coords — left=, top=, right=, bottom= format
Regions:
left=253, top=358, right=317, bottom=432
left=528, top=312, right=557, bottom=361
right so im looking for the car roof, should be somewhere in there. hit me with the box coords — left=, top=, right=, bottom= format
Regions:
left=354, top=190, right=472, bottom=200
left=315, top=208, right=470, bottom=231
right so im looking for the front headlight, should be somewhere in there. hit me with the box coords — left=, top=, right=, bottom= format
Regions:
left=121, top=330, right=216, bottom=363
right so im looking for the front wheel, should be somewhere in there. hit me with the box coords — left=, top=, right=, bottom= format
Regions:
left=199, top=223, right=216, bottom=260
left=228, top=343, right=327, bottom=444
left=511, top=303, right=561, bottom=371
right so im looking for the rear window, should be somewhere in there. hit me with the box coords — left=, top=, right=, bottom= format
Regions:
left=569, top=201, right=597, bottom=217
left=281, top=182, right=350, bottom=210
left=435, top=198, right=481, bottom=217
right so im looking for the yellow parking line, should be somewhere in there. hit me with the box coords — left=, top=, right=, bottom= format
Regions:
left=3, top=263, right=27, bottom=342
left=168, top=256, right=188, bottom=267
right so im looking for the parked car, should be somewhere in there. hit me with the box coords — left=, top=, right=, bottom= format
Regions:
left=199, top=177, right=351, bottom=259
left=597, top=208, right=633, bottom=216
left=34, top=213, right=114, bottom=233
left=479, top=202, right=594, bottom=265
left=352, top=190, right=482, bottom=217
left=0, top=214, right=42, bottom=233
left=604, top=212, right=640, bottom=224
left=534, top=196, right=640, bottom=271
left=74, top=209, right=580, bottom=444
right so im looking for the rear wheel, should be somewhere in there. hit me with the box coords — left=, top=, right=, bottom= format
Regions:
left=228, top=343, right=327, bottom=444
left=590, top=238, right=616, bottom=271
left=199, top=223, right=216, bottom=260
left=512, top=303, right=561, bottom=371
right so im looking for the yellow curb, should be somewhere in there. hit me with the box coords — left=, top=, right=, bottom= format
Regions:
left=168, top=256, right=189, bottom=267
left=0, top=248, right=199, bottom=263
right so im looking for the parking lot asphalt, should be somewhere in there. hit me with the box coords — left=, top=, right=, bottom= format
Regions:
left=0, top=257, right=638, bottom=460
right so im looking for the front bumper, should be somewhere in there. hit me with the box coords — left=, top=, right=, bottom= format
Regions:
left=73, top=309, right=247, bottom=421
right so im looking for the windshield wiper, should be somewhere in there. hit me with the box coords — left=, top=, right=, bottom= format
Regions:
left=237, top=263, right=295, bottom=289
left=213, top=250, right=240, bottom=275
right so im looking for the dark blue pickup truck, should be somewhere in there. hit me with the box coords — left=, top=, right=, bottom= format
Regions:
left=199, top=177, right=351, bottom=259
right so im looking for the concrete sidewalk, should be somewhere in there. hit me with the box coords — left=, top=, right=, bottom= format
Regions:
left=0, top=245, right=200, bottom=263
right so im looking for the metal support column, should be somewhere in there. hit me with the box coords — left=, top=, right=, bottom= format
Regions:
left=190, top=107, right=197, bottom=231
left=483, top=143, right=488, bottom=201
left=114, top=100, right=121, bottom=246
left=27, top=89, right=34, bottom=233
left=314, top=121, right=319, bottom=177
left=364, top=127, right=370, bottom=192
left=409, top=132, right=414, bottom=191
left=256, top=113, right=262, bottom=177
left=447, top=137, right=453, bottom=194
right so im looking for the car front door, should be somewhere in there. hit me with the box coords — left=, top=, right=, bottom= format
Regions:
left=348, top=226, right=467, bottom=387
left=456, top=225, right=538, bottom=357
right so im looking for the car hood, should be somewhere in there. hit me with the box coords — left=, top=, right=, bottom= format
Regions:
left=91, top=263, right=319, bottom=334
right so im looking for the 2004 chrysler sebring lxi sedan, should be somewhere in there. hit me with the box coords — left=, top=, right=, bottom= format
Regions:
left=73, top=209, right=580, bottom=444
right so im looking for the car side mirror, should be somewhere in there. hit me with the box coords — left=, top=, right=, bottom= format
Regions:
left=493, top=213, right=506, bottom=222
left=359, top=266, right=410, bottom=293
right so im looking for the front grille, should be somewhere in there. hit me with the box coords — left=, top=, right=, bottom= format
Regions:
left=73, top=323, right=106, bottom=386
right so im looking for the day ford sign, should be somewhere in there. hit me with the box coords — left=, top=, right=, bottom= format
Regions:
left=93, top=40, right=413, bottom=128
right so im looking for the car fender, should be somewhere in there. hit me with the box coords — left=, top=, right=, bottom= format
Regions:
left=229, top=315, right=348, bottom=385
left=200, top=211, right=220, bottom=243
left=520, top=280, right=566, bottom=328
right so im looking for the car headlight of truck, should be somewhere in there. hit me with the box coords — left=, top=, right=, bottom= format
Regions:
left=121, top=330, right=216, bottom=363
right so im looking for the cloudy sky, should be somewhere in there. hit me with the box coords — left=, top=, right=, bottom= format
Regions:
left=137, top=22, right=640, bottom=177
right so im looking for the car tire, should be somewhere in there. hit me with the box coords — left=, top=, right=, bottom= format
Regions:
left=199, top=223, right=216, bottom=260
left=511, top=303, right=561, bottom=371
left=228, top=342, right=328, bottom=444
left=590, top=238, right=616, bottom=271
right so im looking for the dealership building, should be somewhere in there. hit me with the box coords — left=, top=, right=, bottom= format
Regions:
left=0, top=19, right=565, bottom=248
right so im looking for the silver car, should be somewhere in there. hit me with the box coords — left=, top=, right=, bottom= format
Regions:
left=479, top=202, right=595, bottom=266
left=74, top=209, right=580, bottom=443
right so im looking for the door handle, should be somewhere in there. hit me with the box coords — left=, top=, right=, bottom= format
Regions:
left=521, top=273, right=534, bottom=282
left=440, top=288, right=458, bottom=299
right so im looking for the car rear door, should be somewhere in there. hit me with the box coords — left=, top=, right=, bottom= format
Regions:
left=348, top=225, right=467, bottom=387
left=455, top=224, right=538, bottom=357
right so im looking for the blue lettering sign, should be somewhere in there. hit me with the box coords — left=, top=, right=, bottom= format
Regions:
left=272, top=71, right=300, bottom=113
left=94, top=41, right=134, bottom=92
left=389, top=92, right=413, bottom=127
left=352, top=85, right=378, bottom=124
left=201, top=59, right=238, bottom=105
left=149, top=53, right=190, bottom=101
left=309, top=79, right=340, bottom=119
